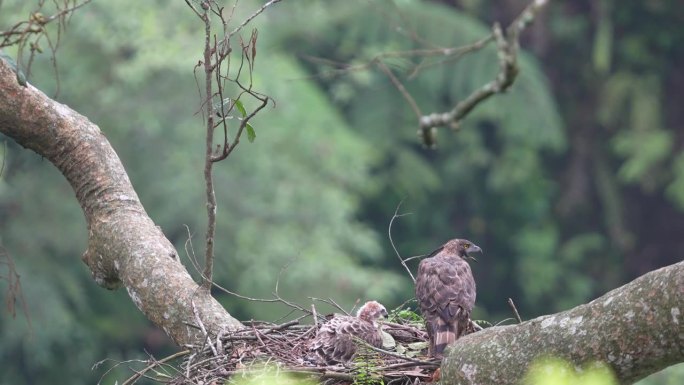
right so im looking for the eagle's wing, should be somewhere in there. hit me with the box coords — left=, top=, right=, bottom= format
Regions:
left=416, top=256, right=476, bottom=355
left=417, top=257, right=475, bottom=321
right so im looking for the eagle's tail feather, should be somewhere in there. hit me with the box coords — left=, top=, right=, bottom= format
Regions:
left=432, top=317, right=458, bottom=356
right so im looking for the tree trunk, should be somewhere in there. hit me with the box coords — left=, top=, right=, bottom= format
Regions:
left=0, top=58, right=243, bottom=346
left=442, top=261, right=684, bottom=385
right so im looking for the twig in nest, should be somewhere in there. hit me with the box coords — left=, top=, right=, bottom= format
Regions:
left=312, top=304, right=318, bottom=327
left=353, top=337, right=440, bottom=367
left=191, top=299, right=218, bottom=357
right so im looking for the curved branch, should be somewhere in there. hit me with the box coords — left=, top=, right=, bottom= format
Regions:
left=442, top=261, right=684, bottom=385
left=418, top=0, right=548, bottom=147
left=0, top=58, right=243, bottom=346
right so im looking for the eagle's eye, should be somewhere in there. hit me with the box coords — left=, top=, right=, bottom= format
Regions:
left=463, top=243, right=471, bottom=248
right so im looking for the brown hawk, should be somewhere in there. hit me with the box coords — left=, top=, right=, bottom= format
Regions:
left=308, top=300, right=388, bottom=364
left=415, top=238, right=480, bottom=357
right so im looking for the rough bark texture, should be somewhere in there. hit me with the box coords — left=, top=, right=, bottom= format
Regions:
left=0, top=59, right=242, bottom=346
left=442, top=261, right=684, bottom=385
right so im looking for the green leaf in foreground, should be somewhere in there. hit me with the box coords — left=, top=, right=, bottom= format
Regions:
left=524, top=357, right=617, bottom=385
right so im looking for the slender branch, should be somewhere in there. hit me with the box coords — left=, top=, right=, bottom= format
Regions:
left=387, top=201, right=415, bottom=283
left=210, top=93, right=269, bottom=162
left=201, top=6, right=216, bottom=290
left=407, top=34, right=493, bottom=79
left=185, top=0, right=276, bottom=289
left=308, top=296, right=351, bottom=316
left=300, top=33, right=494, bottom=83
left=400, top=254, right=426, bottom=263
left=119, top=350, right=191, bottom=385
left=226, top=0, right=283, bottom=40
left=183, top=0, right=202, bottom=19
left=507, top=298, right=523, bottom=323
left=183, top=224, right=204, bottom=278
left=44, top=0, right=93, bottom=24
left=376, top=60, right=422, bottom=120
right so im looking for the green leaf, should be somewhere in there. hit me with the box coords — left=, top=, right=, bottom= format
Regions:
left=245, top=123, right=256, bottom=143
left=234, top=99, right=247, bottom=117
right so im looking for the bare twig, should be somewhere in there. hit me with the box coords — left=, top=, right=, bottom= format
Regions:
left=300, top=34, right=494, bottom=83
left=119, top=350, right=191, bottom=385
left=192, top=299, right=218, bottom=357
left=183, top=0, right=202, bottom=19
left=376, top=60, right=422, bottom=120
left=508, top=298, right=523, bottom=323
left=388, top=201, right=415, bottom=283
left=308, top=297, right=350, bottom=316
left=182, top=224, right=203, bottom=279
left=311, top=304, right=318, bottom=327
left=94, top=358, right=153, bottom=385
left=400, top=254, right=427, bottom=263
left=226, top=0, right=283, bottom=39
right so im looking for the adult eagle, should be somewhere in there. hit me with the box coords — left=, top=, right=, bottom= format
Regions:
left=415, top=238, right=480, bottom=357
left=308, top=300, right=388, bottom=364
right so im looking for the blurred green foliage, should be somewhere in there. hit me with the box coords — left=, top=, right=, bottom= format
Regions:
left=523, top=357, right=617, bottom=385
left=228, top=364, right=316, bottom=385
left=0, top=0, right=683, bottom=384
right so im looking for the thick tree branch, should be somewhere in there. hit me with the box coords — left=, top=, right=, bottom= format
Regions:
left=442, top=261, right=684, bottom=385
left=0, top=58, right=243, bottom=346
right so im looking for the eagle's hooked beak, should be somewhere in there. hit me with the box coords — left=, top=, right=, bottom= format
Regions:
left=380, top=308, right=389, bottom=319
left=466, top=244, right=482, bottom=262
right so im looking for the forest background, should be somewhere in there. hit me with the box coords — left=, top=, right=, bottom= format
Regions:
left=0, top=0, right=682, bottom=384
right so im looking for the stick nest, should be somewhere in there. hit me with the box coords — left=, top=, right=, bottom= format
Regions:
left=170, top=313, right=442, bottom=385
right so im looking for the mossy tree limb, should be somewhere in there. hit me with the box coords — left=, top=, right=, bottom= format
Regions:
left=443, top=261, right=683, bottom=385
